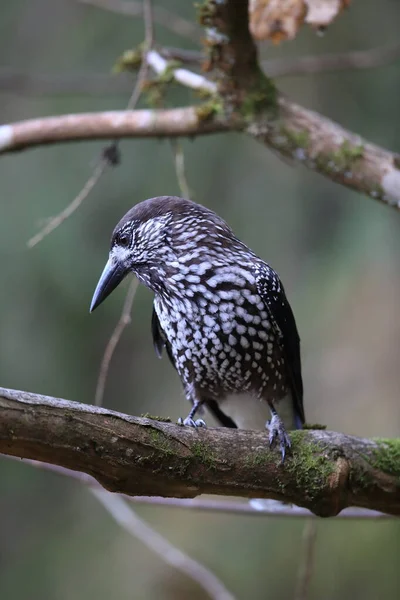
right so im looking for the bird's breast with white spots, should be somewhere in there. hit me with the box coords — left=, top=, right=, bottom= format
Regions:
left=154, top=262, right=289, bottom=402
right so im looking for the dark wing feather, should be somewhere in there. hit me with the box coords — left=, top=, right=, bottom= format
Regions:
left=151, top=305, right=176, bottom=367
left=205, top=399, right=238, bottom=428
left=255, top=264, right=305, bottom=428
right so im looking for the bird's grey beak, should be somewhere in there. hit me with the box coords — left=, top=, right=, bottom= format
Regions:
left=90, top=257, right=127, bottom=312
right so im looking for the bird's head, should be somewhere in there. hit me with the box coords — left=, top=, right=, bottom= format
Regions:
left=90, top=195, right=233, bottom=312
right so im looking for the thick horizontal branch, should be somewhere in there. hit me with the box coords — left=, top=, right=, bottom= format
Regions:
left=1, top=98, right=400, bottom=208
left=0, top=107, right=230, bottom=153
left=1, top=387, right=399, bottom=517
left=10, top=457, right=392, bottom=519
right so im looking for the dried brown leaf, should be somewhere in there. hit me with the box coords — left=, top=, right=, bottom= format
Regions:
left=305, top=0, right=350, bottom=29
left=249, top=0, right=305, bottom=43
left=249, top=0, right=350, bottom=43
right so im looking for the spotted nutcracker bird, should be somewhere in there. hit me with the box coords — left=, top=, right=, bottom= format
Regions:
left=90, top=196, right=305, bottom=460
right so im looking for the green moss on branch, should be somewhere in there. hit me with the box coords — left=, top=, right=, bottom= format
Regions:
left=371, top=438, right=400, bottom=479
left=240, top=69, right=278, bottom=120
left=195, top=98, right=224, bottom=121
left=192, top=440, right=219, bottom=470
left=284, top=432, right=335, bottom=501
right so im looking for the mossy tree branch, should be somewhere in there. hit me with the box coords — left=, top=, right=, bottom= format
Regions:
left=1, top=387, right=399, bottom=518
left=1, top=100, right=400, bottom=209
left=198, top=0, right=400, bottom=207
left=248, top=96, right=400, bottom=208
left=2, top=1, right=400, bottom=208
left=199, top=0, right=262, bottom=103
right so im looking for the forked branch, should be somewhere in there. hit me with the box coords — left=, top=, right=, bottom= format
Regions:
left=1, top=97, right=400, bottom=208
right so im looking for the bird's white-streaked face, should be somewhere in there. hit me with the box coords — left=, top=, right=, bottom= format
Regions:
left=111, top=215, right=171, bottom=270
left=90, top=214, right=173, bottom=311
left=90, top=195, right=237, bottom=313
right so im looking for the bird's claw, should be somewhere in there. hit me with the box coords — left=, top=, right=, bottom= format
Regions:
left=267, top=414, right=291, bottom=463
left=178, top=417, right=207, bottom=428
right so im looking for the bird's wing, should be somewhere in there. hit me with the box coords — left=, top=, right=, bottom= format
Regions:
left=255, top=264, right=305, bottom=427
left=205, top=399, right=238, bottom=428
left=151, top=305, right=176, bottom=367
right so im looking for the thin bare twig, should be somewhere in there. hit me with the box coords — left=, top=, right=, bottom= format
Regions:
left=0, top=69, right=135, bottom=96
left=27, top=160, right=107, bottom=248
left=27, top=0, right=154, bottom=248
left=94, top=278, right=138, bottom=406
left=262, top=41, right=400, bottom=78
left=4, top=102, right=400, bottom=208
left=126, top=0, right=154, bottom=110
left=92, top=488, right=235, bottom=600
left=6, top=457, right=395, bottom=520
left=170, top=140, right=192, bottom=199
left=294, top=520, right=318, bottom=600
left=147, top=49, right=217, bottom=94
left=158, top=47, right=203, bottom=65
left=77, top=0, right=200, bottom=40
left=94, top=0, right=154, bottom=407
left=3, top=42, right=400, bottom=98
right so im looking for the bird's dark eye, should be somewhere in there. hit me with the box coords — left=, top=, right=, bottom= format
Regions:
left=117, top=232, right=130, bottom=247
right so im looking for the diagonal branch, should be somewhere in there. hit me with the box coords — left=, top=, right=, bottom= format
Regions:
left=171, top=139, right=192, bottom=200
left=146, top=49, right=217, bottom=94
left=199, top=0, right=400, bottom=208
left=93, top=489, right=235, bottom=600
left=2, top=4, right=400, bottom=208
left=1, top=98, right=400, bottom=208
left=94, top=278, right=139, bottom=406
left=263, top=41, right=400, bottom=78
left=0, top=69, right=134, bottom=96
left=295, top=520, right=318, bottom=600
left=27, top=0, right=154, bottom=249
left=27, top=159, right=108, bottom=248
left=0, top=386, right=399, bottom=517
left=250, top=95, right=400, bottom=209
left=77, top=0, right=200, bottom=40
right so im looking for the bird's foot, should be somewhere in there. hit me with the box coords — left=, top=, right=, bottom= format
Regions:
left=177, top=417, right=206, bottom=428
left=266, top=414, right=291, bottom=463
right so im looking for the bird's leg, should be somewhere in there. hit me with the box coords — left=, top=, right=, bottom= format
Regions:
left=266, top=406, right=291, bottom=463
left=178, top=393, right=206, bottom=428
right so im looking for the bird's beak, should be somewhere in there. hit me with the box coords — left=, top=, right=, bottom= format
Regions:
left=90, top=257, right=127, bottom=312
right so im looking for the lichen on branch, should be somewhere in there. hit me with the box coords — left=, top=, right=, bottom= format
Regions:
left=0, top=386, right=399, bottom=517
left=1, top=1, right=400, bottom=209
left=198, top=0, right=277, bottom=118
left=196, top=0, right=400, bottom=207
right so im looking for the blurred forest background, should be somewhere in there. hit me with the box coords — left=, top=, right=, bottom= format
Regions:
left=1, top=1, right=400, bottom=599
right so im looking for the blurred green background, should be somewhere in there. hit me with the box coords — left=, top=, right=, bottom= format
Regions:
left=1, top=1, right=400, bottom=598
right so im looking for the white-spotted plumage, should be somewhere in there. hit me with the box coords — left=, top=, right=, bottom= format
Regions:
left=92, top=196, right=305, bottom=460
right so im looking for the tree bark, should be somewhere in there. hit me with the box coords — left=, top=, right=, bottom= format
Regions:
left=0, top=108, right=230, bottom=153
left=2, top=0, right=400, bottom=209
left=1, top=387, right=399, bottom=518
